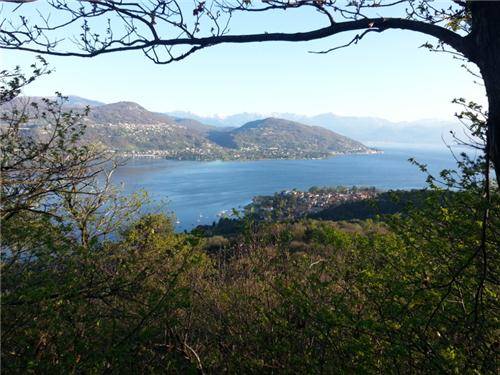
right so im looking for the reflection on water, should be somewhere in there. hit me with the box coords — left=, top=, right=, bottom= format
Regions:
left=112, top=145, right=464, bottom=231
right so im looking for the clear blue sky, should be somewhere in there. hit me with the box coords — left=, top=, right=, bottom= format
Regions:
left=0, top=2, right=486, bottom=122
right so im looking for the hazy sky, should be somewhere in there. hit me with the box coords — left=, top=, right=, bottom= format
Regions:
left=0, top=2, right=486, bottom=122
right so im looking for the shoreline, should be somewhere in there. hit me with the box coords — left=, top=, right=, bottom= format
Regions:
left=114, top=149, right=384, bottom=162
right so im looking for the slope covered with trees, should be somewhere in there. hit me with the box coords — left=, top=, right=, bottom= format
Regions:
left=226, top=117, right=370, bottom=157
left=5, top=97, right=372, bottom=160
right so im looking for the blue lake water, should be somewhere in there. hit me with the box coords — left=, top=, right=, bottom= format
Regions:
left=112, top=145, right=470, bottom=231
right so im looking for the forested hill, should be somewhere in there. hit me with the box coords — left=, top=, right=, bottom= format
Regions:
left=5, top=97, right=375, bottom=160
left=85, top=101, right=213, bottom=133
left=229, top=118, right=369, bottom=154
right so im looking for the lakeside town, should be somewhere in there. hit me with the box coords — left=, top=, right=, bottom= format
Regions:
left=116, top=148, right=382, bottom=161
left=244, top=186, right=379, bottom=221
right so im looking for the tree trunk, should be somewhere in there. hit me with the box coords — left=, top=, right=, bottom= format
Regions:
left=485, top=77, right=500, bottom=186
left=469, top=2, right=500, bottom=185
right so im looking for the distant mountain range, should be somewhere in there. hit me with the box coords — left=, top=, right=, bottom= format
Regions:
left=168, top=110, right=463, bottom=146
left=9, top=95, right=464, bottom=160
left=17, top=96, right=462, bottom=146
left=6, top=96, right=373, bottom=160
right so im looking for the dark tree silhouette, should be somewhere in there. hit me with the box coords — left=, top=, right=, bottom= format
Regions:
left=1, top=0, right=498, bottom=182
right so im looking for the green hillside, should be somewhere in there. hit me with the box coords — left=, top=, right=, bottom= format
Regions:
left=84, top=105, right=374, bottom=160
left=4, top=98, right=375, bottom=160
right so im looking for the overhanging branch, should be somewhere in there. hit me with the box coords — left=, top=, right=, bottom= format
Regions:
left=1, top=15, right=467, bottom=60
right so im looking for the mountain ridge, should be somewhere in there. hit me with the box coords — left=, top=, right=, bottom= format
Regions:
left=226, top=117, right=368, bottom=156
left=14, top=95, right=460, bottom=145
left=6, top=97, right=373, bottom=161
left=168, top=111, right=461, bottom=145
left=83, top=106, right=373, bottom=159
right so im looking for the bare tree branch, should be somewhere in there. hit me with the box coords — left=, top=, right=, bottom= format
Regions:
left=0, top=1, right=469, bottom=63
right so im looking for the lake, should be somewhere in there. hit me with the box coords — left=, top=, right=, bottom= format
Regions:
left=112, top=144, right=469, bottom=231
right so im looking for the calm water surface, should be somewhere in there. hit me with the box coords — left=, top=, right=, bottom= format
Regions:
left=112, top=145, right=467, bottom=231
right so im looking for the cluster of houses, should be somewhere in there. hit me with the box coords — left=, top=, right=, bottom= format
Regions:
left=118, top=148, right=221, bottom=160
left=248, top=188, right=378, bottom=220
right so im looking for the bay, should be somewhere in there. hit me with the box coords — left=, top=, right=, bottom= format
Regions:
left=112, top=145, right=470, bottom=231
